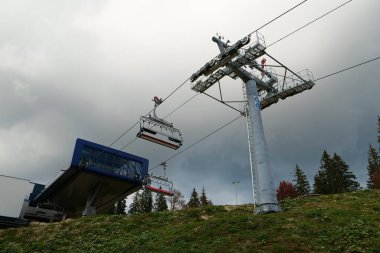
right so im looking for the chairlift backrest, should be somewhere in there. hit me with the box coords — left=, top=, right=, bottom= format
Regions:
left=137, top=97, right=183, bottom=149
left=144, top=173, right=174, bottom=197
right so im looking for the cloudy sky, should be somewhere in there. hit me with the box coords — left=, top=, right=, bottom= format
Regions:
left=1, top=0, right=379, bottom=206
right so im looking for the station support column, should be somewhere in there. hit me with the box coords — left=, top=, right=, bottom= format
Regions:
left=246, top=79, right=280, bottom=213
left=82, top=184, right=103, bottom=216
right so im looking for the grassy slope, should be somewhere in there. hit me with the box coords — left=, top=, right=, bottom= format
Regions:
left=1, top=190, right=379, bottom=253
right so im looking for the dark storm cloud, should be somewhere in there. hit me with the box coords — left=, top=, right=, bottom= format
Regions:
left=1, top=0, right=379, bottom=205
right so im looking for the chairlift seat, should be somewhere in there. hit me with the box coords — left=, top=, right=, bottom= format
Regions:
left=145, top=185, right=174, bottom=197
left=137, top=115, right=183, bottom=150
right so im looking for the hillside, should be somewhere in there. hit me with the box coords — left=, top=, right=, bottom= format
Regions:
left=1, top=190, right=379, bottom=253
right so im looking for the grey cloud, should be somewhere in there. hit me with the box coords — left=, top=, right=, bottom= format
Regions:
left=0, top=0, right=379, bottom=205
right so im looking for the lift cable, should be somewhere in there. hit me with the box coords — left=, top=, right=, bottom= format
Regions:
left=314, top=56, right=380, bottom=82
left=107, top=119, right=142, bottom=149
left=162, top=93, right=199, bottom=120
left=246, top=0, right=308, bottom=37
left=116, top=0, right=356, bottom=152
left=149, top=115, right=242, bottom=172
left=106, top=1, right=309, bottom=150
left=148, top=55, right=380, bottom=171
left=107, top=0, right=349, bottom=151
left=161, top=78, right=190, bottom=104
left=105, top=77, right=190, bottom=150
left=267, top=0, right=353, bottom=48
left=199, top=0, right=355, bottom=114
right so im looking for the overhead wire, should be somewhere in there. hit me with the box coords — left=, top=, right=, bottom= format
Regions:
left=146, top=0, right=365, bottom=170
left=314, top=56, right=380, bottom=82
left=116, top=0, right=376, bottom=184
left=267, top=0, right=353, bottom=48
left=163, top=93, right=199, bottom=120
left=96, top=0, right=371, bottom=200
left=149, top=115, right=242, bottom=171
left=110, top=1, right=308, bottom=151
left=106, top=120, right=141, bottom=149
left=122, top=0, right=356, bottom=163
left=106, top=78, right=190, bottom=150
left=161, top=78, right=190, bottom=104
left=246, top=0, right=308, bottom=37
left=148, top=56, right=380, bottom=171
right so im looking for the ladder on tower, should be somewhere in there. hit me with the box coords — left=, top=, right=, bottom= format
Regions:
left=242, top=83, right=258, bottom=206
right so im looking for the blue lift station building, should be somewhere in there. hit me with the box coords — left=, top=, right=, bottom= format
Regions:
left=30, top=138, right=149, bottom=217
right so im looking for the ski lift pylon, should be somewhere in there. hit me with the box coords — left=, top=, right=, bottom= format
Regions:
left=137, top=97, right=183, bottom=149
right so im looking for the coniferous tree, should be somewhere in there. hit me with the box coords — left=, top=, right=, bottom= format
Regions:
left=366, top=144, right=380, bottom=189
left=313, top=150, right=332, bottom=194
left=115, top=198, right=126, bottom=214
left=154, top=193, right=168, bottom=212
left=314, top=150, right=360, bottom=194
left=187, top=188, right=201, bottom=208
left=140, top=188, right=153, bottom=213
left=168, top=189, right=186, bottom=211
left=200, top=187, right=209, bottom=207
left=128, top=192, right=142, bottom=215
left=332, top=153, right=360, bottom=192
left=293, top=164, right=311, bottom=195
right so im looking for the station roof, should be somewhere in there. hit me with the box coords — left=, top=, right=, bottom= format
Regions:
left=31, top=139, right=149, bottom=217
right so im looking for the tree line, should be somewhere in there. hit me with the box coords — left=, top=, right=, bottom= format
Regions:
left=108, top=116, right=380, bottom=209
left=105, top=186, right=213, bottom=215
left=277, top=116, right=380, bottom=200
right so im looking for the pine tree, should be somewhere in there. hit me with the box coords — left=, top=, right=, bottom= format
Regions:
left=187, top=188, right=200, bottom=208
left=200, top=187, right=209, bottom=207
left=154, top=193, right=168, bottom=212
left=140, top=188, right=153, bottom=213
left=115, top=198, right=126, bottom=214
left=276, top=181, right=298, bottom=201
left=366, top=144, right=380, bottom=189
left=293, top=164, right=310, bottom=195
left=128, top=192, right=142, bottom=215
left=332, top=153, right=360, bottom=192
left=313, top=150, right=332, bottom=194
left=314, top=150, right=360, bottom=194
left=168, top=189, right=186, bottom=211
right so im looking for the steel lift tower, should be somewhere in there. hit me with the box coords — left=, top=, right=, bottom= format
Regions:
left=190, top=32, right=315, bottom=213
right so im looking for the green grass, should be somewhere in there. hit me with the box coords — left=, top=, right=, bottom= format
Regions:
left=1, top=190, right=380, bottom=253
